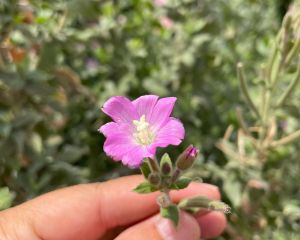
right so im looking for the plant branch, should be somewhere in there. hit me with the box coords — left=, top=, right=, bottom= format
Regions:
left=284, top=40, right=300, bottom=66
left=267, top=30, right=282, bottom=84
left=277, top=59, right=300, bottom=107
left=236, top=107, right=251, bottom=136
left=237, top=63, right=261, bottom=120
left=270, top=129, right=300, bottom=148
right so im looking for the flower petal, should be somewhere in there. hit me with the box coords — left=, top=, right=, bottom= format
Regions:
left=99, top=122, right=133, bottom=137
left=102, top=96, right=138, bottom=124
left=122, top=146, right=153, bottom=168
left=149, top=97, right=177, bottom=129
left=103, top=130, right=154, bottom=167
left=132, top=95, right=159, bottom=120
left=103, top=134, right=135, bottom=162
left=149, top=118, right=185, bottom=151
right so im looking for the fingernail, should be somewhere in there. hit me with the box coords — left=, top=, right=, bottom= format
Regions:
left=155, top=212, right=200, bottom=240
left=155, top=217, right=176, bottom=240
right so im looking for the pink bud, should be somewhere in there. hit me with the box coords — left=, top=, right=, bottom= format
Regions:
left=186, top=145, right=199, bottom=158
left=176, top=145, right=199, bottom=170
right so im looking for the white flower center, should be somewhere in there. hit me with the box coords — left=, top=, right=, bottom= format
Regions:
left=133, top=115, right=155, bottom=146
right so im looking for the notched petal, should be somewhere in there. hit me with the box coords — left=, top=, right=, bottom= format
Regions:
left=102, top=96, right=138, bottom=124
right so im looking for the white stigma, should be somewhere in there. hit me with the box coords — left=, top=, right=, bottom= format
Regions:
left=133, top=115, right=154, bottom=145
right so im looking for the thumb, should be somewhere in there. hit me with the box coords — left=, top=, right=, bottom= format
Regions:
left=115, top=211, right=200, bottom=240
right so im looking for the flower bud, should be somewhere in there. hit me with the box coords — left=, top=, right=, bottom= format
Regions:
left=160, top=153, right=172, bottom=175
left=176, top=145, right=199, bottom=170
left=178, top=196, right=231, bottom=214
left=148, top=172, right=161, bottom=186
left=161, top=162, right=172, bottom=175
left=208, top=201, right=231, bottom=214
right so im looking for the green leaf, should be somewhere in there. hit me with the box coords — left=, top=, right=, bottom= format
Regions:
left=160, top=205, right=180, bottom=227
left=0, top=187, right=14, bottom=210
left=171, top=177, right=192, bottom=190
left=160, top=153, right=173, bottom=175
left=140, top=160, right=151, bottom=179
left=133, top=181, right=158, bottom=194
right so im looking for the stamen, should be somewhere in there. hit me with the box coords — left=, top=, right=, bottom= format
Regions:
left=133, top=115, right=155, bottom=145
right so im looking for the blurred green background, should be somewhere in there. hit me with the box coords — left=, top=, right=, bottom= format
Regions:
left=1, top=0, right=300, bottom=239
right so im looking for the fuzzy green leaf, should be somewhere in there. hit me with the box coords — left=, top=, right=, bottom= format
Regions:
left=160, top=205, right=180, bottom=227
left=171, top=177, right=192, bottom=190
left=133, top=181, right=158, bottom=194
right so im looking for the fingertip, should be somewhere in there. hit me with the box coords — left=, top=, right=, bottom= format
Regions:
left=116, top=211, right=201, bottom=240
left=156, top=211, right=201, bottom=240
left=196, top=211, right=227, bottom=239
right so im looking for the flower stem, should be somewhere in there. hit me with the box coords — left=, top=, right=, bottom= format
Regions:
left=157, top=189, right=172, bottom=208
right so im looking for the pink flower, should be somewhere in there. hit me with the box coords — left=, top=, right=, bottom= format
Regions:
left=159, top=16, right=174, bottom=29
left=99, top=95, right=185, bottom=168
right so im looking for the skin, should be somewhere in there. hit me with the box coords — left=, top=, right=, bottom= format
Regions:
left=0, top=175, right=226, bottom=240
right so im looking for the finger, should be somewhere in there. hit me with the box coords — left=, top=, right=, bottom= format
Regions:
left=28, top=175, right=219, bottom=240
left=115, top=211, right=200, bottom=240
left=196, top=211, right=227, bottom=239
left=0, top=175, right=220, bottom=240
left=100, top=212, right=227, bottom=240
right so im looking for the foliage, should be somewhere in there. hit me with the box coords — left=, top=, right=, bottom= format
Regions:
left=210, top=4, right=300, bottom=238
left=0, top=187, right=14, bottom=210
left=160, top=204, right=179, bottom=226
left=0, top=0, right=299, bottom=238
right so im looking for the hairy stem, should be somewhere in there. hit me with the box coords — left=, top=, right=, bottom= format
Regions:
left=157, top=189, right=172, bottom=207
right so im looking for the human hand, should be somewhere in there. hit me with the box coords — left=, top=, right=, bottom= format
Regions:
left=0, top=175, right=226, bottom=240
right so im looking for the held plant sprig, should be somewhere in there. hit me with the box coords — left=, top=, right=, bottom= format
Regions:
left=99, top=95, right=230, bottom=226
